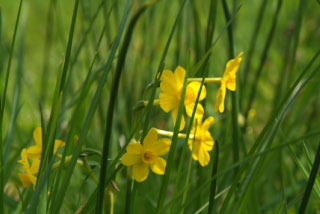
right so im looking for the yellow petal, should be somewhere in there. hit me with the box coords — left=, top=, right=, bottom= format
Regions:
left=150, top=157, right=166, bottom=175
left=190, top=140, right=200, bottom=161
left=214, top=84, right=226, bottom=113
left=18, top=149, right=30, bottom=167
left=29, top=159, right=40, bottom=174
left=172, top=109, right=185, bottom=131
left=202, top=138, right=214, bottom=151
left=19, top=173, right=31, bottom=187
left=26, top=145, right=42, bottom=161
left=143, top=128, right=158, bottom=150
left=160, top=70, right=179, bottom=93
left=198, top=147, right=210, bottom=167
left=132, top=162, right=149, bottom=182
left=173, top=66, right=186, bottom=86
left=53, top=139, right=65, bottom=154
left=33, top=127, right=42, bottom=146
left=188, top=82, right=206, bottom=101
left=152, top=138, right=171, bottom=156
left=126, top=142, right=143, bottom=154
left=185, top=103, right=204, bottom=118
left=159, top=93, right=179, bottom=112
left=121, top=153, right=141, bottom=166
left=202, top=116, right=214, bottom=131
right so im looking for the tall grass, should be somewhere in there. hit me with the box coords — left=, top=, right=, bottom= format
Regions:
left=1, top=0, right=320, bottom=213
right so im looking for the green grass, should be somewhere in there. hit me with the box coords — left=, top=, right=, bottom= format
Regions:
left=1, top=0, right=320, bottom=213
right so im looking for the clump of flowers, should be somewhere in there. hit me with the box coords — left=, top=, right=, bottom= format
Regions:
left=124, top=52, right=243, bottom=182
left=17, top=127, right=65, bottom=189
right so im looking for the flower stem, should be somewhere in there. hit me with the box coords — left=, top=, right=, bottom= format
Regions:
left=187, top=77, right=221, bottom=84
left=155, top=129, right=195, bottom=139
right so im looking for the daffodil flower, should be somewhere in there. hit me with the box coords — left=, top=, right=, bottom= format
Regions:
left=27, top=126, right=66, bottom=160
left=159, top=66, right=206, bottom=131
left=215, top=52, right=243, bottom=113
left=18, top=149, right=40, bottom=189
left=121, top=128, right=171, bottom=182
left=188, top=116, right=214, bottom=167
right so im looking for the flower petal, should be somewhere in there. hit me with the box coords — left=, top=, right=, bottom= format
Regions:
left=121, top=153, right=141, bottom=166
left=198, top=147, right=210, bottom=166
left=126, top=142, right=143, bottom=154
left=18, top=173, right=31, bottom=187
left=188, top=82, right=206, bottom=101
left=143, top=128, right=158, bottom=150
left=172, top=109, right=185, bottom=131
left=152, top=138, right=171, bottom=156
left=33, top=127, right=42, bottom=146
left=202, top=116, right=214, bottom=131
left=26, top=145, right=42, bottom=161
left=214, top=84, right=226, bottom=113
left=189, top=140, right=200, bottom=161
left=132, top=162, right=149, bottom=182
left=150, top=157, right=166, bottom=175
left=29, top=159, right=40, bottom=174
left=53, top=139, right=65, bottom=154
left=185, top=103, right=204, bottom=118
left=160, top=70, right=179, bottom=93
left=173, top=66, right=185, bottom=86
left=159, top=93, right=179, bottom=112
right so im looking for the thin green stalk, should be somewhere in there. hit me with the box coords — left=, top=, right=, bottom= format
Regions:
left=299, top=143, right=320, bottom=213
left=208, top=141, right=219, bottom=214
left=222, top=0, right=239, bottom=175
left=125, top=177, right=134, bottom=214
left=96, top=1, right=160, bottom=213
left=0, top=0, right=23, bottom=211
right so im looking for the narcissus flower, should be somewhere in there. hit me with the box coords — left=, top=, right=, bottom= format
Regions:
left=159, top=66, right=206, bottom=131
left=27, top=127, right=65, bottom=160
left=121, top=128, right=171, bottom=182
left=188, top=116, right=214, bottom=166
left=18, top=149, right=40, bottom=189
left=215, top=52, right=243, bottom=113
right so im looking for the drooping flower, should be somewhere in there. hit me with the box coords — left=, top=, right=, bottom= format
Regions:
left=121, top=128, right=171, bottom=182
left=18, top=149, right=40, bottom=189
left=188, top=116, right=214, bottom=167
left=215, top=52, right=243, bottom=113
left=159, top=66, right=206, bottom=131
left=27, top=127, right=65, bottom=160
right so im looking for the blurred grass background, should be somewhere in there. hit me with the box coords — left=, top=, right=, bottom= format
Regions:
left=1, top=0, right=320, bottom=213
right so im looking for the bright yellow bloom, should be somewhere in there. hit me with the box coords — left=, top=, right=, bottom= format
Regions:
left=159, top=66, right=206, bottom=131
left=215, top=52, right=243, bottom=113
left=121, top=128, right=171, bottom=182
left=188, top=116, right=214, bottom=167
left=18, top=149, right=40, bottom=189
left=27, top=127, right=65, bottom=160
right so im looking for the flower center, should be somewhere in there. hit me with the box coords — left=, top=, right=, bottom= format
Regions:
left=142, top=151, right=156, bottom=163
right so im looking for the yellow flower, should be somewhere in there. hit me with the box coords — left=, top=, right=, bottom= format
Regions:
left=188, top=116, right=214, bottom=167
left=215, top=52, right=243, bottom=113
left=121, top=128, right=171, bottom=182
left=27, top=127, right=66, bottom=160
left=159, top=66, right=206, bottom=131
left=18, top=149, right=40, bottom=189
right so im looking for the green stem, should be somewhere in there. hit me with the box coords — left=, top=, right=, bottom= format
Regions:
left=208, top=141, right=219, bottom=213
left=155, top=129, right=195, bottom=139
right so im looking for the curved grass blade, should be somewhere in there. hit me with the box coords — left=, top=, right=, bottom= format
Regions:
left=299, top=142, right=320, bottom=213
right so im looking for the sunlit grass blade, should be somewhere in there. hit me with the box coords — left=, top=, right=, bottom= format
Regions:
left=299, top=143, right=320, bottom=213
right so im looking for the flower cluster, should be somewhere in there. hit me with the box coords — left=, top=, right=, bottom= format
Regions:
left=17, top=127, right=65, bottom=189
left=122, top=52, right=243, bottom=182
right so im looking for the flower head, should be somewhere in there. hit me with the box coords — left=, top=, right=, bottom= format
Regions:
left=27, top=127, right=65, bottom=160
left=18, top=149, right=40, bottom=189
left=215, top=52, right=243, bottom=113
left=121, top=128, right=171, bottom=182
left=188, top=116, right=214, bottom=166
left=159, top=66, right=206, bottom=130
